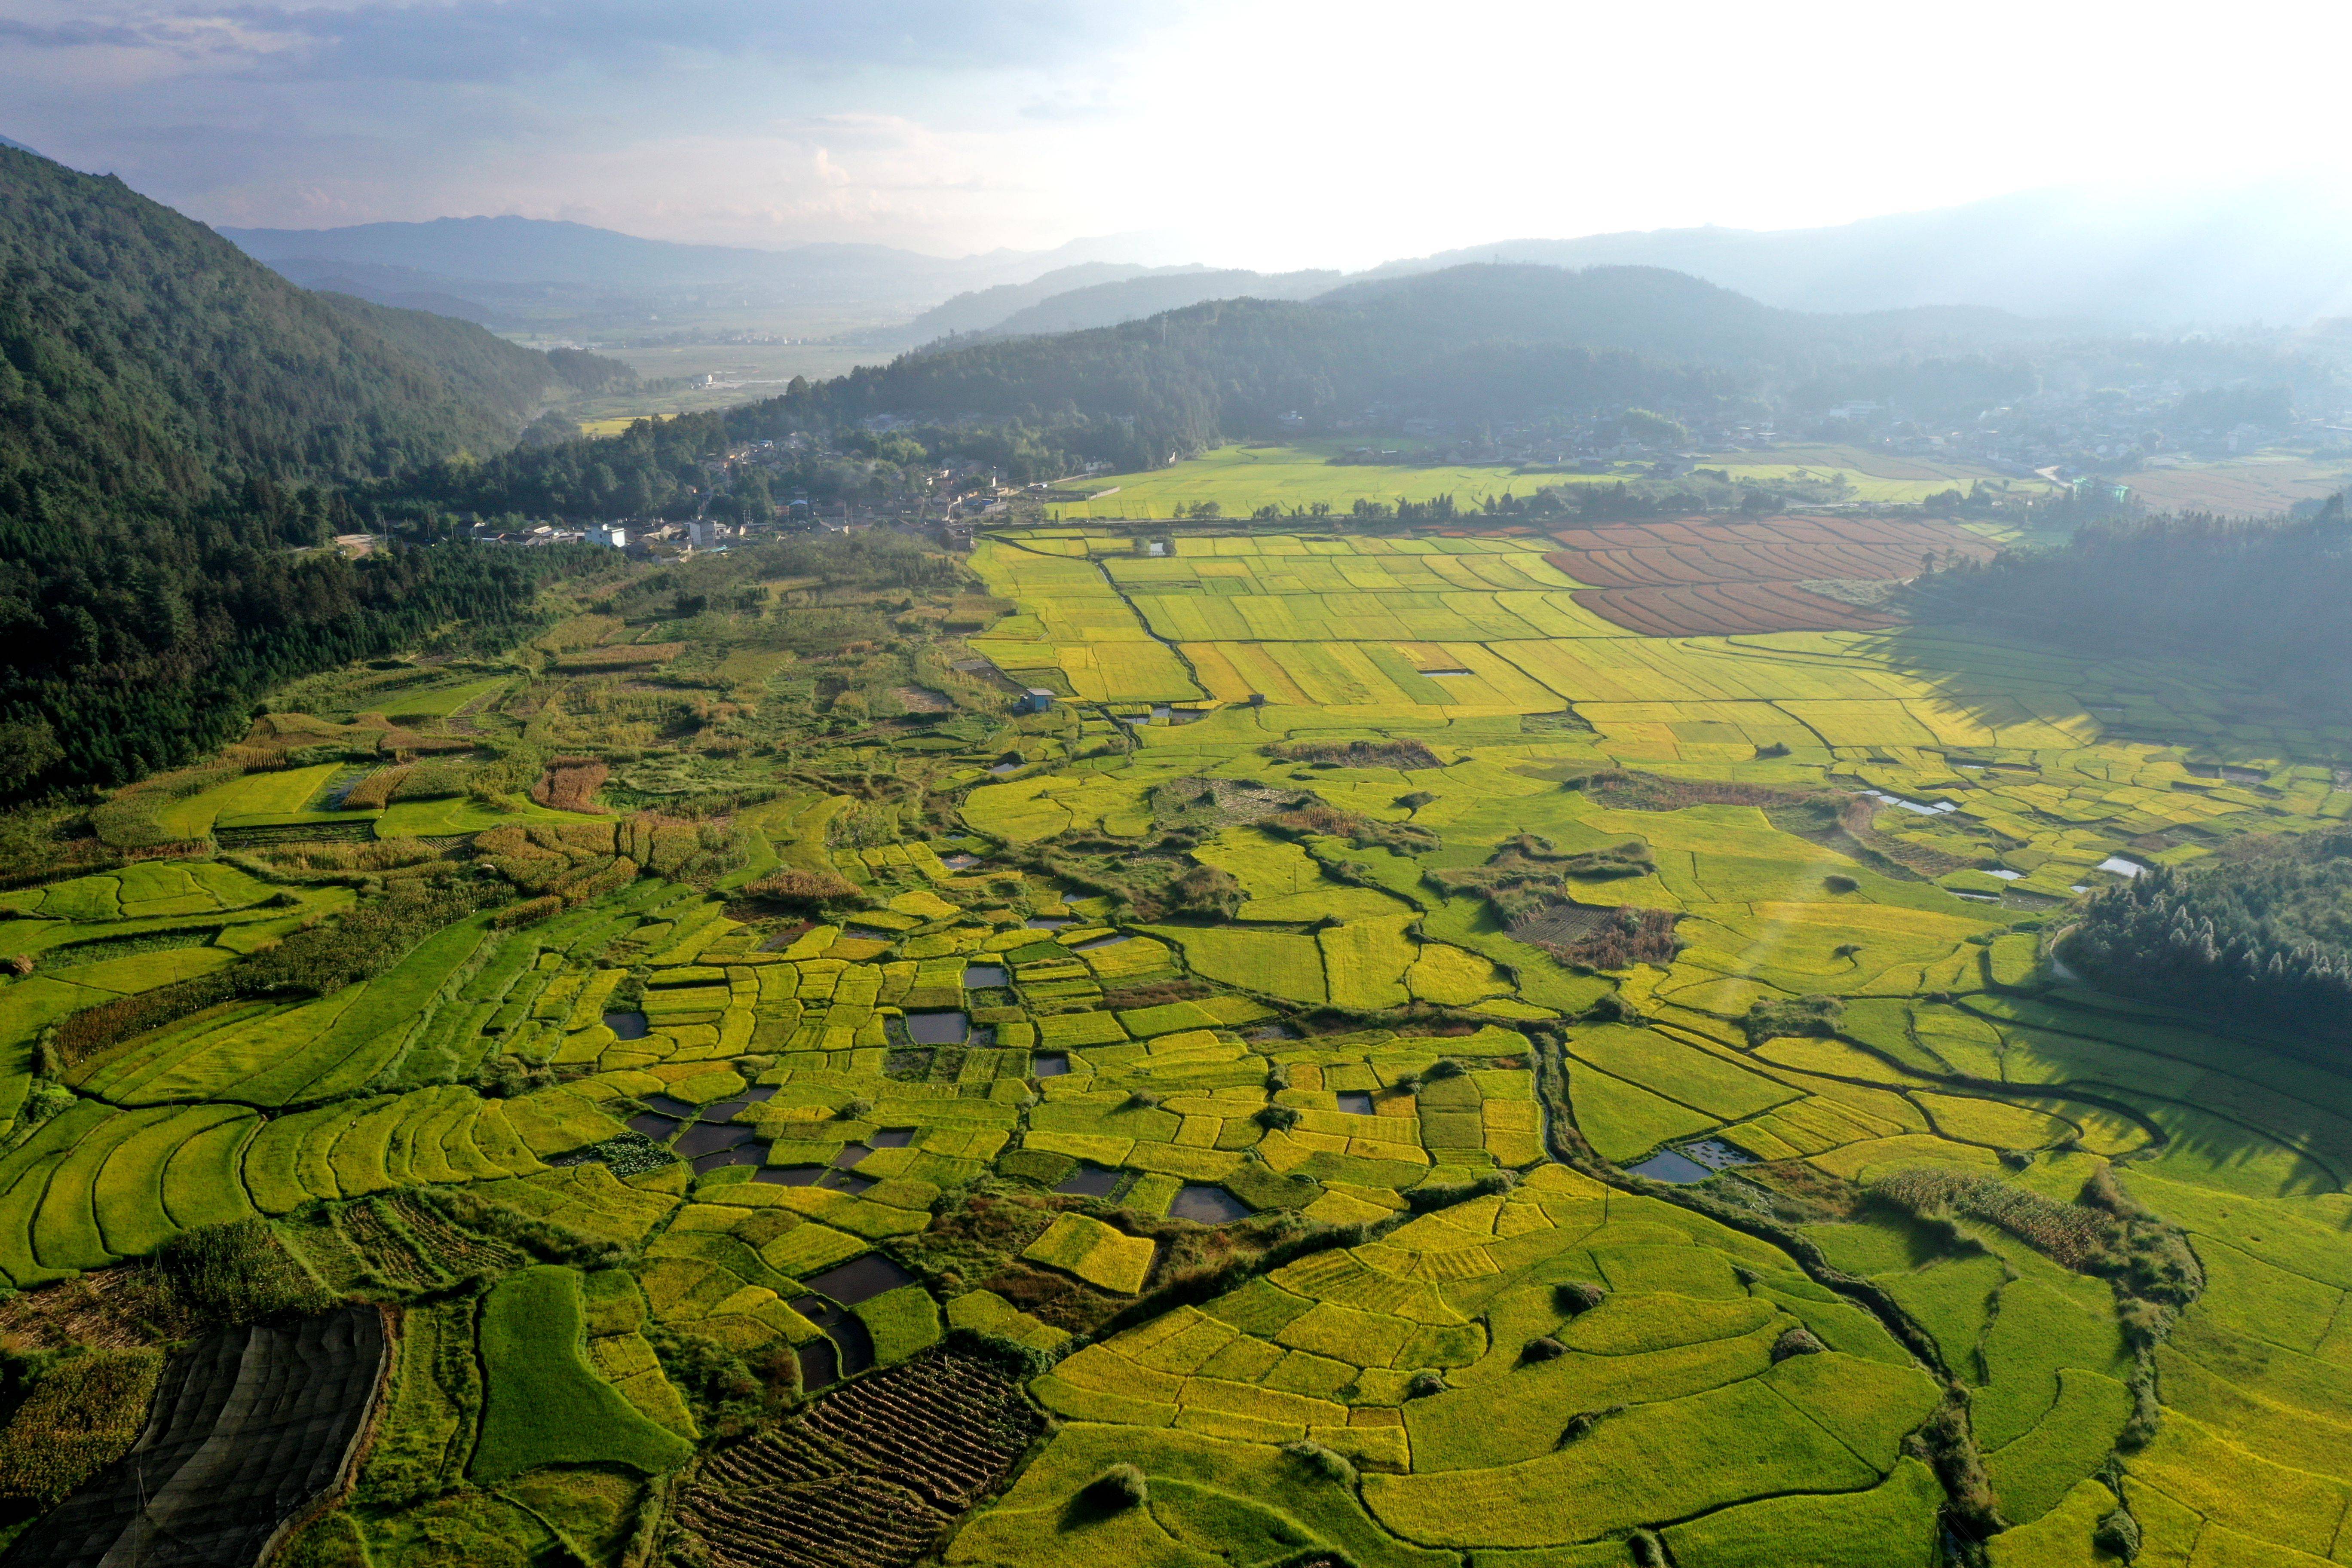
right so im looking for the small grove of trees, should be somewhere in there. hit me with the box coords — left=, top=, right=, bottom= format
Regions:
left=2065, top=832, right=2352, bottom=1038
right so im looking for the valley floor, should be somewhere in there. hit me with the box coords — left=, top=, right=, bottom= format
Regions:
left=0, top=518, right=2344, bottom=1568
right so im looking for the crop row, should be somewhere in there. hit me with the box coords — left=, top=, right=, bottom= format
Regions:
left=802, top=1355, right=1040, bottom=1508
left=681, top=1351, right=1039, bottom=1568
left=681, top=1475, right=946, bottom=1568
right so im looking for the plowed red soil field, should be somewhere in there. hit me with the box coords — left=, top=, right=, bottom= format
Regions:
left=1544, top=515, right=1997, bottom=635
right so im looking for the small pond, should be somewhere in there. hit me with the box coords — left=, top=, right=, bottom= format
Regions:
left=2096, top=856, right=2146, bottom=878
left=987, top=762, right=1020, bottom=777
left=640, top=1093, right=699, bottom=1119
left=962, top=965, right=1008, bottom=989
left=1679, top=1138, right=1758, bottom=1173
left=1420, top=668, right=1476, bottom=678
left=677, top=1123, right=757, bottom=1158
left=1859, top=788, right=1956, bottom=817
left=1626, top=1148, right=1712, bottom=1183
left=789, top=1302, right=876, bottom=1383
left=755, top=1165, right=827, bottom=1186
left=833, top=1318, right=876, bottom=1376
left=697, top=1099, right=747, bottom=1124
left=1335, top=1091, right=1376, bottom=1116
left=1070, top=934, right=1128, bottom=953
left=626, top=1112, right=680, bottom=1140
left=1025, top=917, right=1071, bottom=930
left=689, top=1145, right=765, bottom=1175
left=1629, top=1137, right=1757, bottom=1183
left=904, top=1011, right=969, bottom=1045
left=940, top=852, right=983, bottom=870
left=805, top=1253, right=917, bottom=1306
left=831, top=1143, right=872, bottom=1169
left=603, top=1011, right=649, bottom=1040
left=1032, top=1053, right=1071, bottom=1078
left=1053, top=1164, right=1122, bottom=1197
left=743, top=1084, right=778, bottom=1103
left=796, top=1337, right=840, bottom=1393
left=1169, top=1185, right=1252, bottom=1225
left=869, top=1127, right=915, bottom=1148
left=825, top=1170, right=879, bottom=1196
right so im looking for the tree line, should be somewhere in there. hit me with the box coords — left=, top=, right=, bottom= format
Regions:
left=2066, top=833, right=2352, bottom=1040
left=1911, top=502, right=2352, bottom=702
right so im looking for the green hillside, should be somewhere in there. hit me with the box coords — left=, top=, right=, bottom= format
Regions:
left=0, top=145, right=604, bottom=796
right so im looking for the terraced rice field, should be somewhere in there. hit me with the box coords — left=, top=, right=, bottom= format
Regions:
left=0, top=522, right=2347, bottom=1567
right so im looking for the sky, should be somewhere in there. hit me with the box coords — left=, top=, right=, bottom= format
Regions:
left=4, top=0, right=2351, bottom=270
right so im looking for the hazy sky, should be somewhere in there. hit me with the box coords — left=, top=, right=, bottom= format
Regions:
left=4, top=0, right=2349, bottom=268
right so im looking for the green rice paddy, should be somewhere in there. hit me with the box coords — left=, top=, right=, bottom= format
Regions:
left=0, top=518, right=2345, bottom=1567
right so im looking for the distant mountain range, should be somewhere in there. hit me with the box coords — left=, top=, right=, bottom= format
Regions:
left=220, top=217, right=1181, bottom=321
left=220, top=180, right=2352, bottom=351
left=879, top=263, right=1207, bottom=346
left=1363, top=183, right=2352, bottom=325
left=0, top=134, right=42, bottom=157
left=769, top=262, right=2061, bottom=472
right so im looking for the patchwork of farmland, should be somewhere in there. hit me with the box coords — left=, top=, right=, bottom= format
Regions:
left=1039, top=441, right=2044, bottom=519
left=1540, top=514, right=2002, bottom=635
left=0, top=521, right=2346, bottom=1566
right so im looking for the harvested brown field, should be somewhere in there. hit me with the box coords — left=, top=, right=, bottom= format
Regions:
left=1572, top=580, right=1900, bottom=636
left=1544, top=515, right=1999, bottom=635
left=1546, top=515, right=1998, bottom=588
left=891, top=686, right=954, bottom=714
left=531, top=758, right=610, bottom=812
left=1265, top=739, right=1442, bottom=770
left=1571, top=769, right=1811, bottom=811
left=0, top=1268, right=183, bottom=1351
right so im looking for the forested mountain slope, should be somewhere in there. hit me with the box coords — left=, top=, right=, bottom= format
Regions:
left=756, top=265, right=2041, bottom=460
left=0, top=146, right=601, bottom=798
left=366, top=264, right=2053, bottom=521
left=306, top=292, right=633, bottom=426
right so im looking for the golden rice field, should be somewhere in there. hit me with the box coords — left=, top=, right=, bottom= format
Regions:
left=0, top=521, right=2347, bottom=1568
